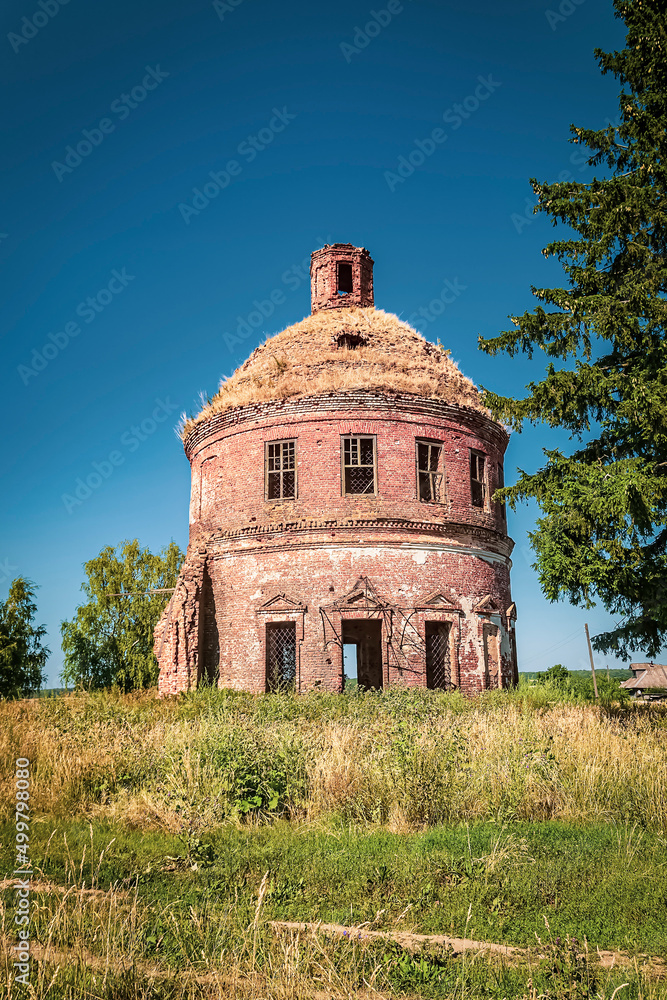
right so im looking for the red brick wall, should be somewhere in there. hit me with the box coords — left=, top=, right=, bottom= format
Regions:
left=188, top=393, right=508, bottom=538
left=156, top=391, right=517, bottom=696
left=208, top=541, right=514, bottom=695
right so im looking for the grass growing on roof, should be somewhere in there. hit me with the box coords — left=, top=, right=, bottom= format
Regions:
left=180, top=307, right=488, bottom=440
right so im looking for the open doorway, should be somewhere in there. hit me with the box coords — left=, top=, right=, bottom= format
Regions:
left=342, top=619, right=383, bottom=690
left=343, top=642, right=357, bottom=690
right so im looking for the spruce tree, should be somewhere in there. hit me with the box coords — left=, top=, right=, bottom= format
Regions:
left=479, top=0, right=667, bottom=657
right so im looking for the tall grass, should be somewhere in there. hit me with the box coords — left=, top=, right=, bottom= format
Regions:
left=1, top=685, right=666, bottom=834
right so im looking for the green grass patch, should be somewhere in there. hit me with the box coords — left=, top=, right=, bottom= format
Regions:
left=5, top=818, right=666, bottom=959
left=2, top=687, right=667, bottom=997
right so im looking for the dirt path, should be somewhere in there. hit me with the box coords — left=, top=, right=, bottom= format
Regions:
left=269, top=919, right=667, bottom=977
left=3, top=880, right=665, bottom=987
left=270, top=919, right=519, bottom=958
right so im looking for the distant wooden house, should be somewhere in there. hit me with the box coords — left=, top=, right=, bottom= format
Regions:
left=621, top=664, right=667, bottom=699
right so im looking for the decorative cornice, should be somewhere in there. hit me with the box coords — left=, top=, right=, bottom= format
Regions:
left=206, top=515, right=513, bottom=557
left=184, top=389, right=508, bottom=457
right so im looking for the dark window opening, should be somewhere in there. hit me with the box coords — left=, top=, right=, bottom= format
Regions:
left=343, top=436, right=376, bottom=495
left=333, top=331, right=367, bottom=350
left=425, top=622, right=452, bottom=690
left=266, top=622, right=296, bottom=692
left=470, top=450, right=486, bottom=508
left=417, top=441, right=443, bottom=502
left=266, top=440, right=296, bottom=500
left=342, top=619, right=382, bottom=690
left=198, top=565, right=219, bottom=687
left=337, top=262, right=353, bottom=294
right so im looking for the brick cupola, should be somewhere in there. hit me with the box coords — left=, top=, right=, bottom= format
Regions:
left=310, top=243, right=374, bottom=313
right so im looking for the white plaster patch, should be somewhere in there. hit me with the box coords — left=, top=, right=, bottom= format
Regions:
left=459, top=596, right=474, bottom=618
left=499, top=620, right=512, bottom=660
left=411, top=550, right=428, bottom=565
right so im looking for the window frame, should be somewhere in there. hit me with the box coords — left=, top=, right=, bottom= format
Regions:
left=469, top=448, right=488, bottom=510
left=415, top=438, right=445, bottom=504
left=424, top=620, right=453, bottom=690
left=264, top=438, right=297, bottom=501
left=265, top=621, right=297, bottom=693
left=341, top=434, right=377, bottom=497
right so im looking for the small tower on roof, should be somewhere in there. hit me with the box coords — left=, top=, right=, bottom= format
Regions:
left=310, top=243, right=374, bottom=312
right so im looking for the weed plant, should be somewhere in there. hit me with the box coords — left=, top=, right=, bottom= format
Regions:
left=1, top=683, right=665, bottom=833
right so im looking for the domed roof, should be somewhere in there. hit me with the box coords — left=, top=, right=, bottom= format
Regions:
left=181, top=306, right=489, bottom=440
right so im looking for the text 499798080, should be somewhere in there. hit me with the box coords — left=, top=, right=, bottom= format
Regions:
left=13, top=758, right=31, bottom=986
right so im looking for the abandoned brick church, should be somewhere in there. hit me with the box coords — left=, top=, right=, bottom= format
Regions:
left=155, top=243, right=518, bottom=695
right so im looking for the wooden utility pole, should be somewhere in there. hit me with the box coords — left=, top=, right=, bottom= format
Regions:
left=584, top=623, right=599, bottom=699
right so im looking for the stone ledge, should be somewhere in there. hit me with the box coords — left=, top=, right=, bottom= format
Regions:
left=184, top=389, right=508, bottom=456
left=208, top=514, right=509, bottom=543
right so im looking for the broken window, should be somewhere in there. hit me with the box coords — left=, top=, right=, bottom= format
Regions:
left=337, top=262, right=353, bottom=294
left=342, top=436, right=376, bottom=495
left=266, top=440, right=296, bottom=500
left=470, top=450, right=487, bottom=508
left=266, top=622, right=296, bottom=692
left=416, top=440, right=443, bottom=502
left=425, top=622, right=452, bottom=690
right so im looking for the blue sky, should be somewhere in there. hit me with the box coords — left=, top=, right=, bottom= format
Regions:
left=1, top=0, right=638, bottom=686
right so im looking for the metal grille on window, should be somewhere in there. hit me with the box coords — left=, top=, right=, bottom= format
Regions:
left=470, top=451, right=486, bottom=508
left=417, top=442, right=443, bottom=502
left=266, top=623, right=296, bottom=692
left=425, top=623, right=451, bottom=690
left=267, top=440, right=296, bottom=499
left=344, top=436, right=375, bottom=494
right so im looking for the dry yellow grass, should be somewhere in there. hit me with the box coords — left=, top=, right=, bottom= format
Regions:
left=180, top=307, right=488, bottom=441
left=2, top=690, right=666, bottom=833
left=3, top=690, right=667, bottom=999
